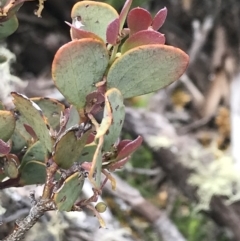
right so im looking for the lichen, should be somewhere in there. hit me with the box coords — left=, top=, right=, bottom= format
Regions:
left=0, top=46, right=27, bottom=106
left=185, top=149, right=240, bottom=211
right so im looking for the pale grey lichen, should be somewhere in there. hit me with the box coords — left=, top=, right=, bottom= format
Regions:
left=0, top=46, right=27, bottom=106
left=183, top=147, right=240, bottom=211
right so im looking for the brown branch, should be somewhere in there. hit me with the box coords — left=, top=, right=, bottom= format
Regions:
left=104, top=174, right=186, bottom=241
left=3, top=199, right=55, bottom=241
left=123, top=107, right=240, bottom=241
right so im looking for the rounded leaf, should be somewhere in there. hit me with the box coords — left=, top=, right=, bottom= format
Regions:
left=54, top=172, right=85, bottom=211
left=66, top=21, right=104, bottom=42
left=12, top=92, right=53, bottom=152
left=0, top=110, right=15, bottom=141
left=19, top=161, right=46, bottom=185
left=0, top=15, right=18, bottom=40
left=31, top=97, right=65, bottom=130
left=20, top=141, right=47, bottom=169
left=127, top=8, right=152, bottom=35
left=53, top=126, right=91, bottom=169
left=77, top=142, right=97, bottom=163
left=107, top=45, right=189, bottom=98
left=71, top=1, right=119, bottom=42
left=52, top=39, right=109, bottom=110
left=121, top=30, right=165, bottom=54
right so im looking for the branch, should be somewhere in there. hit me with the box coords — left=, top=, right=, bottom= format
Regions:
left=123, top=107, right=240, bottom=240
left=3, top=200, right=55, bottom=241
left=104, top=174, right=186, bottom=241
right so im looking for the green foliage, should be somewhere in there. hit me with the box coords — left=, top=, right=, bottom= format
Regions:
left=31, top=97, right=65, bottom=130
left=53, top=126, right=91, bottom=169
left=171, top=199, right=230, bottom=241
left=0, top=110, right=15, bottom=142
left=52, top=39, right=109, bottom=110
left=53, top=172, right=85, bottom=211
left=12, top=92, right=53, bottom=152
left=0, top=15, right=18, bottom=40
left=71, top=1, right=118, bottom=42
left=107, top=45, right=188, bottom=98
left=102, top=88, right=125, bottom=151
left=0, top=0, right=189, bottom=229
left=0, top=0, right=45, bottom=39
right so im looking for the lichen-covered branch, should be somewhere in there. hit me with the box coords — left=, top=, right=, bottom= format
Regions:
left=3, top=200, right=55, bottom=241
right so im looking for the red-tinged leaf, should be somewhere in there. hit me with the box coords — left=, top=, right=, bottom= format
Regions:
left=117, top=139, right=132, bottom=152
left=127, top=7, right=152, bottom=35
left=152, top=7, right=167, bottom=30
left=106, top=18, right=120, bottom=45
left=121, top=29, right=165, bottom=54
left=24, top=124, right=38, bottom=141
left=71, top=1, right=119, bottom=42
left=116, top=136, right=143, bottom=161
left=119, top=0, right=132, bottom=31
left=0, top=139, right=10, bottom=155
left=86, top=133, right=95, bottom=144
left=108, top=156, right=130, bottom=171
left=52, top=39, right=109, bottom=110
left=65, top=21, right=104, bottom=42
left=11, top=92, right=53, bottom=152
left=85, top=90, right=105, bottom=115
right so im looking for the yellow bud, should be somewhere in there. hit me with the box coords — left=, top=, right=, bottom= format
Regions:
left=95, top=202, right=107, bottom=213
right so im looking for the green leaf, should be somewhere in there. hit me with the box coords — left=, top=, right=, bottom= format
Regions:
left=54, top=172, right=85, bottom=211
left=52, top=39, right=109, bottom=110
left=102, top=88, right=125, bottom=151
left=53, top=126, right=91, bottom=169
left=107, top=45, right=189, bottom=98
left=4, top=157, right=19, bottom=178
left=66, top=22, right=104, bottom=42
left=77, top=142, right=97, bottom=163
left=31, top=97, right=65, bottom=130
left=0, top=110, right=15, bottom=141
left=66, top=105, right=80, bottom=130
left=19, top=160, right=61, bottom=186
left=11, top=113, right=32, bottom=152
left=71, top=1, right=119, bottom=42
left=20, top=141, right=47, bottom=169
left=12, top=92, right=53, bottom=152
left=0, top=15, right=18, bottom=40
left=19, top=160, right=46, bottom=185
